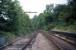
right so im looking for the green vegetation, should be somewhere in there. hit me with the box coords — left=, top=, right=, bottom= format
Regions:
left=0, top=0, right=32, bottom=42
left=32, top=0, right=76, bottom=32
left=0, top=0, right=76, bottom=43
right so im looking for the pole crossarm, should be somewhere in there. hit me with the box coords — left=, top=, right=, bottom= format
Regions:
left=24, top=12, right=37, bottom=13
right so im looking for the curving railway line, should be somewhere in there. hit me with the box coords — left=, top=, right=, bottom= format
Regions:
left=0, top=31, right=38, bottom=50
left=0, top=31, right=76, bottom=50
left=43, top=31, right=76, bottom=50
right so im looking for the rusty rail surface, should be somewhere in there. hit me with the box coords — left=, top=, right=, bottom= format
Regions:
left=0, top=31, right=38, bottom=50
left=41, top=31, right=76, bottom=50
left=22, top=31, right=38, bottom=50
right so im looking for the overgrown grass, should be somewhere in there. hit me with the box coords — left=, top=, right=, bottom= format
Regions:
left=52, top=24, right=76, bottom=32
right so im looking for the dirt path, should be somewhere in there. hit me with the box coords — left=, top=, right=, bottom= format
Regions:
left=32, top=33, right=58, bottom=50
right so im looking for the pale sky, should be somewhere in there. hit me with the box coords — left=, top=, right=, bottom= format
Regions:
left=18, top=0, right=67, bottom=18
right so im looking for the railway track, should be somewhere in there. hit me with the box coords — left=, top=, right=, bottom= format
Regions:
left=0, top=31, right=76, bottom=50
left=42, top=31, right=76, bottom=50
left=50, top=31, right=76, bottom=46
left=0, top=31, right=38, bottom=50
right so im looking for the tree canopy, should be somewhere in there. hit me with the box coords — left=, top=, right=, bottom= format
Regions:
left=32, top=0, right=76, bottom=31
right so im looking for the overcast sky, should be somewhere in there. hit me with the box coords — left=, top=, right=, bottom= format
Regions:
left=18, top=0, right=67, bottom=18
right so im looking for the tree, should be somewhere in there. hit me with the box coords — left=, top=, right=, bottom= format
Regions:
left=65, top=0, right=76, bottom=24
left=0, top=0, right=17, bottom=31
left=0, top=0, right=32, bottom=36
